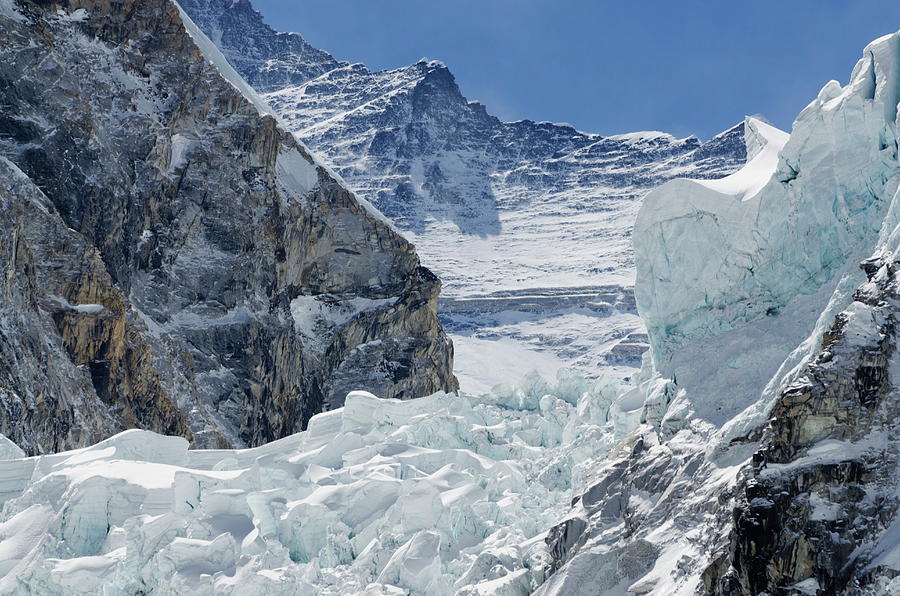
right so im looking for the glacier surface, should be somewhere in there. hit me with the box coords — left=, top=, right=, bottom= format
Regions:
left=0, top=379, right=628, bottom=595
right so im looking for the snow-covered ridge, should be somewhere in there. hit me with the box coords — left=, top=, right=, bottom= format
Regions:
left=172, top=0, right=343, bottom=92
left=175, top=1, right=277, bottom=119
left=177, top=0, right=748, bottom=388
left=0, top=381, right=628, bottom=594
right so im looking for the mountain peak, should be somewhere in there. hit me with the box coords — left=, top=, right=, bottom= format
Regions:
left=177, top=0, right=345, bottom=91
left=415, top=57, right=447, bottom=70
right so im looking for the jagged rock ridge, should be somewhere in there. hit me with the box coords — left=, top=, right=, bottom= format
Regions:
left=0, top=0, right=456, bottom=453
left=173, top=0, right=344, bottom=92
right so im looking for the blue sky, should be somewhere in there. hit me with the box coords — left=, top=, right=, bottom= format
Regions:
left=252, top=1, right=900, bottom=139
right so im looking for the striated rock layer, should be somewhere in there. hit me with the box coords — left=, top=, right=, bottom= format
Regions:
left=0, top=0, right=456, bottom=452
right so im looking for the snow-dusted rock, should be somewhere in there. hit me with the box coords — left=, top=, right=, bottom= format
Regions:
left=0, top=0, right=456, bottom=452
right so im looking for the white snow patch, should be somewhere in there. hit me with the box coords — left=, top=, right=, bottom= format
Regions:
left=605, top=130, right=675, bottom=144
left=51, top=7, right=88, bottom=22
left=866, top=514, right=900, bottom=572
left=275, top=146, right=320, bottom=199
left=808, top=492, right=842, bottom=522
left=451, top=335, right=565, bottom=395
left=693, top=117, right=788, bottom=200
left=71, top=303, right=106, bottom=314
left=167, top=133, right=196, bottom=173
left=48, top=296, right=107, bottom=315
left=290, top=295, right=397, bottom=350
left=759, top=438, right=875, bottom=479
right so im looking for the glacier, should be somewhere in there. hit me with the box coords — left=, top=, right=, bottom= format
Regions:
left=0, top=378, right=627, bottom=595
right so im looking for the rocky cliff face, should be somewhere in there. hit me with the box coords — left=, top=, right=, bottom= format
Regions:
left=0, top=156, right=190, bottom=455
left=0, top=0, right=456, bottom=453
left=725, top=255, right=900, bottom=594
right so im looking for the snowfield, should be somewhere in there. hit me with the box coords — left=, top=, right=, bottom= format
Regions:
left=0, top=379, right=630, bottom=595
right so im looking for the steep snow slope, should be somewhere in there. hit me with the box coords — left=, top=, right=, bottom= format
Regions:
left=540, top=31, right=900, bottom=595
left=178, top=0, right=748, bottom=388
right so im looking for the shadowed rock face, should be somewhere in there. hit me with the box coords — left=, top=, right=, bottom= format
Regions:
left=724, top=257, right=900, bottom=595
left=0, top=0, right=456, bottom=453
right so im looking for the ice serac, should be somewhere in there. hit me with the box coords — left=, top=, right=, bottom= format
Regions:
left=538, top=31, right=900, bottom=594
left=178, top=0, right=748, bottom=386
left=634, top=31, right=900, bottom=435
left=0, top=379, right=624, bottom=595
left=0, top=0, right=456, bottom=452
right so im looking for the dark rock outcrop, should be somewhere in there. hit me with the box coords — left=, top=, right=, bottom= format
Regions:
left=725, top=256, right=900, bottom=595
left=0, top=0, right=456, bottom=452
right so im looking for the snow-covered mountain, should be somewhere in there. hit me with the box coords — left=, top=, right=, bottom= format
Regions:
left=0, top=0, right=455, bottom=452
left=179, top=0, right=748, bottom=390
left=2, top=0, right=898, bottom=594
left=1, top=0, right=898, bottom=587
